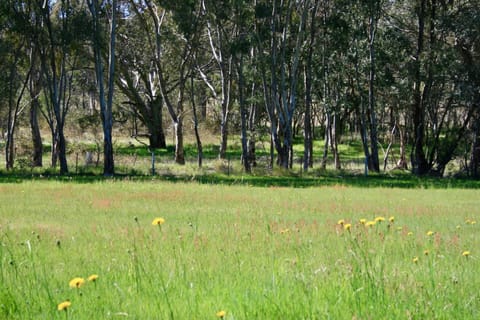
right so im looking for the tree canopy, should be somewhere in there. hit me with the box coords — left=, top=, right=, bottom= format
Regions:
left=0, top=0, right=479, bottom=177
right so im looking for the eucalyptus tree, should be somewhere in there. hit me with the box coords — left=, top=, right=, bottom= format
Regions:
left=131, top=0, right=203, bottom=165
left=31, top=0, right=88, bottom=174
left=0, top=1, right=32, bottom=169
left=232, top=3, right=257, bottom=173
left=115, top=0, right=166, bottom=150
left=452, top=0, right=480, bottom=177
left=316, top=0, right=351, bottom=170
left=302, top=0, right=320, bottom=171
left=87, top=0, right=117, bottom=176
left=254, top=0, right=310, bottom=168
left=201, top=0, right=237, bottom=160
left=29, top=51, right=43, bottom=167
left=393, top=0, right=476, bottom=176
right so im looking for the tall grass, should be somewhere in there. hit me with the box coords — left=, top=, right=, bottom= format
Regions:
left=0, top=181, right=478, bottom=319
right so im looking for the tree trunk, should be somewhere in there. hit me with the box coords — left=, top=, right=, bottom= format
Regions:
left=303, top=1, right=318, bottom=171
left=236, top=54, right=251, bottom=173
left=397, top=125, right=408, bottom=170
left=321, top=113, right=330, bottom=170
left=411, top=0, right=428, bottom=175
left=191, top=73, right=203, bottom=168
left=148, top=98, right=166, bottom=149
left=148, top=127, right=167, bottom=150
left=331, top=113, right=341, bottom=170
left=57, top=129, right=68, bottom=174
left=303, top=65, right=313, bottom=171
left=470, top=116, right=480, bottom=178
left=247, top=82, right=257, bottom=167
left=87, top=0, right=116, bottom=176
left=174, top=120, right=185, bottom=165
left=368, top=8, right=380, bottom=172
left=218, top=57, right=232, bottom=160
left=30, top=71, right=43, bottom=167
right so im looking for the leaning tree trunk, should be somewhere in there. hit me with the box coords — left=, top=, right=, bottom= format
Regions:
left=190, top=73, right=203, bottom=168
left=218, top=58, right=232, bottom=160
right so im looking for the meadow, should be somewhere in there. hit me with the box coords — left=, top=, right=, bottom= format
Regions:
left=0, top=180, right=478, bottom=319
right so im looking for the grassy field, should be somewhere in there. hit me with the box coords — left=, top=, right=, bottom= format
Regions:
left=0, top=181, right=479, bottom=319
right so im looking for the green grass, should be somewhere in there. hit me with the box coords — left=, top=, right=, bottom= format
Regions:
left=0, top=181, right=479, bottom=319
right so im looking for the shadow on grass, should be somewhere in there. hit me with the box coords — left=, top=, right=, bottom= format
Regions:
left=1, top=169, right=479, bottom=189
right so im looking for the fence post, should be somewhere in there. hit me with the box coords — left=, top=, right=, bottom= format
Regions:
left=151, top=150, right=155, bottom=176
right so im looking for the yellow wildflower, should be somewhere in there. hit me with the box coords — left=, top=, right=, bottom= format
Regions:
left=152, top=217, right=165, bottom=226
left=471, top=220, right=477, bottom=225
left=337, top=219, right=345, bottom=225
left=280, top=228, right=290, bottom=234
left=359, top=219, right=367, bottom=225
left=426, top=231, right=434, bottom=236
left=216, top=310, right=226, bottom=318
left=462, top=251, right=471, bottom=257
left=365, top=221, right=376, bottom=227
left=344, top=223, right=352, bottom=231
left=412, top=257, right=419, bottom=263
left=57, top=300, right=71, bottom=311
left=389, top=216, right=395, bottom=223
left=88, top=274, right=99, bottom=282
left=69, top=277, right=85, bottom=288
left=375, top=216, right=385, bottom=223
left=423, top=250, right=429, bottom=256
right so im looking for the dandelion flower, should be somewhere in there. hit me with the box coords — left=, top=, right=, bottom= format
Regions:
left=344, top=223, right=352, bottom=231
left=216, top=310, right=226, bottom=318
left=57, top=300, right=71, bottom=311
left=471, top=220, right=477, bottom=225
left=280, top=228, right=290, bottom=234
left=69, top=277, right=85, bottom=288
left=462, top=251, right=471, bottom=257
left=375, top=216, right=385, bottom=223
left=88, top=274, right=99, bottom=282
left=426, top=231, right=434, bottom=236
left=337, top=219, right=345, bottom=225
left=413, top=257, right=419, bottom=263
left=407, top=231, right=413, bottom=236
left=152, top=217, right=165, bottom=226
left=389, top=216, right=395, bottom=223
left=359, top=219, right=367, bottom=225
left=365, top=221, right=376, bottom=227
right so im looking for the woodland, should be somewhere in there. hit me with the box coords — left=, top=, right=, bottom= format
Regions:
left=0, top=0, right=479, bottom=178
